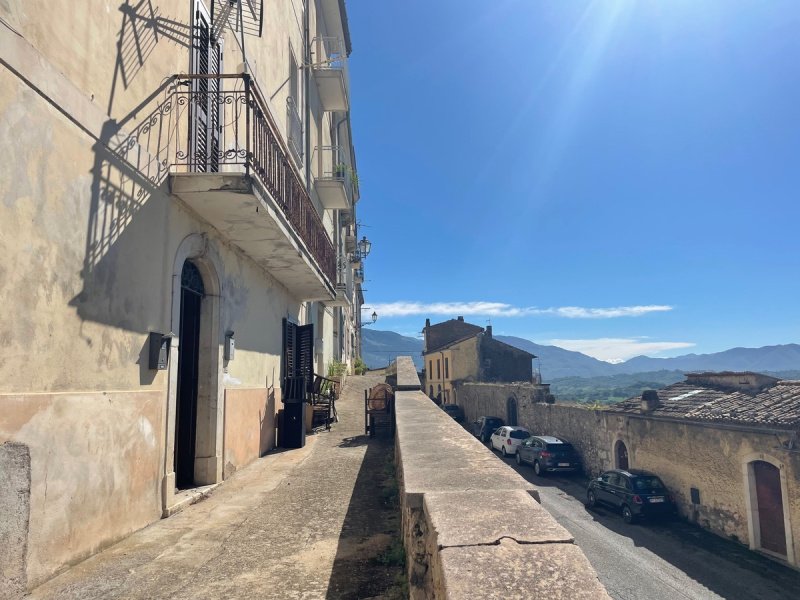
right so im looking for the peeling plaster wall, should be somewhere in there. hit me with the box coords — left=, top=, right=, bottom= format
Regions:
left=455, top=383, right=800, bottom=567
left=0, top=442, right=30, bottom=598
left=0, top=392, right=164, bottom=589
left=223, top=387, right=278, bottom=478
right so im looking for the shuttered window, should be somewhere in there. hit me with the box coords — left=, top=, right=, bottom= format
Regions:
left=282, top=319, right=314, bottom=400
left=191, top=0, right=223, bottom=172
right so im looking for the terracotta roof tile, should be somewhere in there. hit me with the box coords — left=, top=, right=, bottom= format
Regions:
left=606, top=379, right=800, bottom=429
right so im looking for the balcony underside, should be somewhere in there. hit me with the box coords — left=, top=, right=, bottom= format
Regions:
left=314, top=69, right=349, bottom=112
left=170, top=173, right=335, bottom=301
left=325, top=289, right=350, bottom=308
left=316, top=179, right=350, bottom=210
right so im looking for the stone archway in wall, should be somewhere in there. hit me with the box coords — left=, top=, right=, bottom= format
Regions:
left=743, top=453, right=795, bottom=565
left=506, top=396, right=518, bottom=427
left=615, top=440, right=629, bottom=470
left=163, top=234, right=224, bottom=514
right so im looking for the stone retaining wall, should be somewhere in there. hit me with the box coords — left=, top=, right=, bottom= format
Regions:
left=392, top=357, right=609, bottom=599
left=454, top=382, right=610, bottom=475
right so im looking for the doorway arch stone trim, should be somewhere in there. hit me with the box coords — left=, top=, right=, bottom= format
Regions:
left=742, top=452, right=795, bottom=566
left=613, top=438, right=630, bottom=470
left=162, top=233, right=224, bottom=515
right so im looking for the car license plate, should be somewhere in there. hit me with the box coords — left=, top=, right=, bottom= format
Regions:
left=649, top=497, right=665, bottom=503
left=558, top=463, right=570, bottom=467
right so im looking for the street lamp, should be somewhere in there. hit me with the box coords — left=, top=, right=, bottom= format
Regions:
left=357, top=236, right=372, bottom=258
left=360, top=310, right=378, bottom=328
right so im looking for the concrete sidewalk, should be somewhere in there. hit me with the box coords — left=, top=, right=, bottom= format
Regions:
left=28, top=373, right=404, bottom=600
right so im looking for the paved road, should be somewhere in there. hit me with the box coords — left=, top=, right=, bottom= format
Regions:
left=492, top=450, right=800, bottom=600
left=28, top=374, right=403, bottom=600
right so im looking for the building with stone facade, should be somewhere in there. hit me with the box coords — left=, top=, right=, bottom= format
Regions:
left=455, top=372, right=800, bottom=569
left=423, top=317, right=535, bottom=404
left=0, top=0, right=364, bottom=592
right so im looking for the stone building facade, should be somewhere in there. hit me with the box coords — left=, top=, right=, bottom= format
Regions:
left=0, top=0, right=363, bottom=591
left=455, top=373, right=800, bottom=569
left=423, top=317, right=534, bottom=403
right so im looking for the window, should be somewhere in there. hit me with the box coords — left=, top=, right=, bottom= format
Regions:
left=287, top=46, right=302, bottom=161
left=444, top=357, right=449, bottom=379
left=509, top=430, right=530, bottom=439
left=437, top=359, right=441, bottom=379
left=429, top=360, right=433, bottom=378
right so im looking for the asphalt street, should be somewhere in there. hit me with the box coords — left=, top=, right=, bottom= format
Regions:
left=493, top=449, right=800, bottom=600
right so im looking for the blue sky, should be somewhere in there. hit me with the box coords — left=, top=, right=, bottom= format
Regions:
left=347, top=0, right=800, bottom=362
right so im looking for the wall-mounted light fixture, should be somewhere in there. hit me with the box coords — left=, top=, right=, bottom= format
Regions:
left=148, top=332, right=173, bottom=370
left=225, top=331, right=235, bottom=361
left=357, top=236, right=372, bottom=258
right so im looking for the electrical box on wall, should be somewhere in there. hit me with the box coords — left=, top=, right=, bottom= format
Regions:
left=148, top=332, right=172, bottom=370
left=224, top=331, right=235, bottom=361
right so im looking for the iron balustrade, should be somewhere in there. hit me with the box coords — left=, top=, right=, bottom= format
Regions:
left=116, top=73, right=336, bottom=286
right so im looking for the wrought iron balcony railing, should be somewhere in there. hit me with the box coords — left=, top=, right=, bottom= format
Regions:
left=120, top=73, right=335, bottom=285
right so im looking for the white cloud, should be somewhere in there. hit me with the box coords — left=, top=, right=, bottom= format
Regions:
left=364, top=301, right=673, bottom=319
left=549, top=338, right=696, bottom=363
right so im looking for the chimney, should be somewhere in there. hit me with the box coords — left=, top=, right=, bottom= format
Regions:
left=640, top=390, right=660, bottom=413
left=485, top=325, right=492, bottom=339
left=425, top=318, right=431, bottom=328
left=457, top=316, right=464, bottom=322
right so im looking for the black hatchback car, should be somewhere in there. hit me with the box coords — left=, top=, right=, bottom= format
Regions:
left=471, top=416, right=504, bottom=442
left=587, top=469, right=677, bottom=523
left=516, top=436, right=582, bottom=476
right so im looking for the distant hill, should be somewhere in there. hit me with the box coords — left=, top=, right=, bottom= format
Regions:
left=361, top=329, right=423, bottom=370
left=549, top=370, right=686, bottom=404
left=495, top=335, right=618, bottom=379
left=616, top=344, right=800, bottom=374
left=361, top=330, right=800, bottom=381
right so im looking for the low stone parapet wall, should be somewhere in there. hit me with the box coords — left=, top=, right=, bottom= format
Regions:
left=394, top=384, right=610, bottom=599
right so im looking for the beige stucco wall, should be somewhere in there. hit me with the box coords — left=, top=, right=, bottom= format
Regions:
left=455, top=383, right=800, bottom=568
left=424, top=337, right=481, bottom=402
left=223, top=387, right=278, bottom=478
left=0, top=391, right=165, bottom=587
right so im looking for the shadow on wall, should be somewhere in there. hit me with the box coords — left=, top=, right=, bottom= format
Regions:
left=108, top=0, right=191, bottom=114
left=69, top=1, right=192, bottom=335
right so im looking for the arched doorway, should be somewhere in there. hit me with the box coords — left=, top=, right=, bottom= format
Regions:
left=751, top=460, right=787, bottom=557
left=175, top=261, right=204, bottom=489
left=506, top=397, right=518, bottom=426
left=615, top=440, right=629, bottom=470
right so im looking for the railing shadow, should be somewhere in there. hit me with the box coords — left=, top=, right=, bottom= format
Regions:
left=108, top=0, right=190, bottom=113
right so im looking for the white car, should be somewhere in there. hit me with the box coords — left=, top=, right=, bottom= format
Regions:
left=489, top=426, right=531, bottom=457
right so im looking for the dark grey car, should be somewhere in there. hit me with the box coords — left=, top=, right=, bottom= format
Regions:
left=471, top=416, right=504, bottom=442
left=516, top=436, right=582, bottom=476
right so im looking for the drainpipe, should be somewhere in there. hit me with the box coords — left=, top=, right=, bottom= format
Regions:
left=304, top=0, right=311, bottom=188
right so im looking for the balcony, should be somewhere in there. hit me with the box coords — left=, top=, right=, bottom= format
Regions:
left=311, top=37, right=349, bottom=112
left=325, top=282, right=350, bottom=308
left=132, top=74, right=336, bottom=300
left=314, top=145, right=355, bottom=210
left=354, top=267, right=364, bottom=283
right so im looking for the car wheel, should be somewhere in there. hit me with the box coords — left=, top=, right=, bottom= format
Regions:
left=516, top=452, right=522, bottom=466
left=587, top=490, right=597, bottom=508
left=622, top=505, right=634, bottom=524
left=533, top=461, right=544, bottom=476
left=501, top=446, right=508, bottom=457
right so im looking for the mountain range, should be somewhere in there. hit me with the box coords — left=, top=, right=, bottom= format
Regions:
left=361, top=329, right=800, bottom=380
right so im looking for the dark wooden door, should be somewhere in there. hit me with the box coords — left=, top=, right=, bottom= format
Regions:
left=616, top=441, right=629, bottom=470
left=754, top=461, right=786, bottom=556
left=175, top=261, right=204, bottom=489
left=506, top=397, right=518, bottom=426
